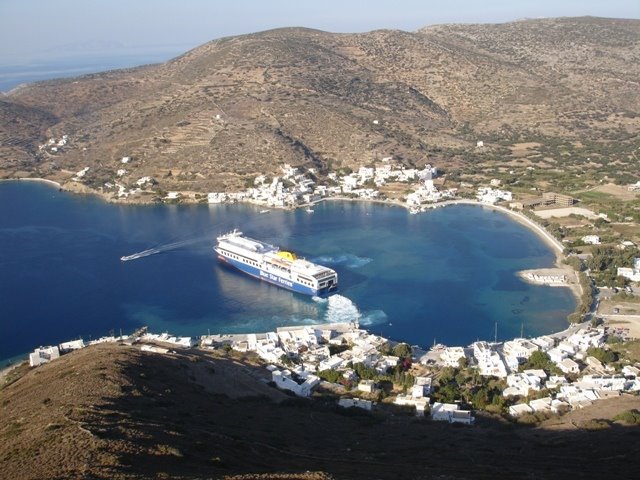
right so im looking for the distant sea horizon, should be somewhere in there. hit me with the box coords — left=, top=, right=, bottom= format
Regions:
left=0, top=49, right=184, bottom=93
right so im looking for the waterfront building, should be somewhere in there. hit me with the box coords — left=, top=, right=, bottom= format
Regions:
left=29, top=346, right=60, bottom=367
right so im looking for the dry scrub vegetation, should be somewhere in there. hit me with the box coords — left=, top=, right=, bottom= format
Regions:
left=0, top=17, right=638, bottom=197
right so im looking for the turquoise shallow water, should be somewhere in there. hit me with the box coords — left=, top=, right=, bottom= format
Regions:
left=0, top=182, right=576, bottom=363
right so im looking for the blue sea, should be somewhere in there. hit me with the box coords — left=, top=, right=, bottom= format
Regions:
left=0, top=51, right=182, bottom=93
left=0, top=182, right=576, bottom=364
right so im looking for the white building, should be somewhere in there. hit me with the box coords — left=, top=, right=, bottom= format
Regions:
left=473, top=342, right=508, bottom=378
left=357, top=380, right=378, bottom=393
left=412, top=376, right=433, bottom=397
left=504, top=372, right=543, bottom=397
left=358, top=380, right=378, bottom=393
left=544, top=375, right=568, bottom=390
left=136, top=176, right=155, bottom=187
left=559, top=358, right=580, bottom=374
left=141, top=344, right=170, bottom=354
left=617, top=258, right=640, bottom=282
left=581, top=235, right=601, bottom=245
left=503, top=339, right=539, bottom=365
left=508, top=403, right=534, bottom=417
left=141, top=332, right=195, bottom=348
left=431, top=402, right=474, bottom=424
left=394, top=394, right=429, bottom=416
left=530, top=336, right=555, bottom=350
left=576, top=374, right=628, bottom=392
left=476, top=187, right=513, bottom=204
left=29, top=346, right=60, bottom=367
left=272, top=369, right=320, bottom=397
left=338, top=398, right=373, bottom=411
left=547, top=347, right=568, bottom=364
left=529, top=397, right=553, bottom=413
left=59, top=339, right=85, bottom=353
left=440, top=347, right=467, bottom=367
left=628, top=181, right=640, bottom=192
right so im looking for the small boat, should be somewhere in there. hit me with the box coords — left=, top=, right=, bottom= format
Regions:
left=305, top=207, right=314, bottom=213
left=259, top=209, right=270, bottom=214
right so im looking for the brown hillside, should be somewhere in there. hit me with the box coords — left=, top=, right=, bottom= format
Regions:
left=1, top=343, right=640, bottom=479
left=1, top=17, right=639, bottom=195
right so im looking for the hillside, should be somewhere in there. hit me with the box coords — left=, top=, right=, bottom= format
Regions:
left=1, top=343, right=640, bottom=479
left=1, top=17, right=639, bottom=196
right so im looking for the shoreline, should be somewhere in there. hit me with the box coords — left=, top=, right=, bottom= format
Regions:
left=1, top=177, right=62, bottom=189
left=2, top=176, right=581, bottom=305
left=2, top=175, right=576, bottom=268
left=0, top=177, right=572, bottom=259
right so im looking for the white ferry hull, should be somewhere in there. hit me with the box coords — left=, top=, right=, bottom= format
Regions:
left=217, top=253, right=324, bottom=296
left=214, top=231, right=338, bottom=297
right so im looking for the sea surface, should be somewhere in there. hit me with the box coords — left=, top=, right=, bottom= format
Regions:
left=0, top=52, right=181, bottom=93
left=0, top=182, right=576, bottom=364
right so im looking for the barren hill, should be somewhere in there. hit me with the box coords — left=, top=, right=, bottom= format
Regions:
left=1, top=343, right=640, bottom=479
left=1, top=17, right=639, bottom=196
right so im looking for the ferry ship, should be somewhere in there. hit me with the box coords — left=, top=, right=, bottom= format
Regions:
left=214, top=230, right=338, bottom=296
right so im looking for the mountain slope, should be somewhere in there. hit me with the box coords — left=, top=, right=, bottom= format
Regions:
left=1, top=17, right=639, bottom=195
left=1, top=342, right=640, bottom=479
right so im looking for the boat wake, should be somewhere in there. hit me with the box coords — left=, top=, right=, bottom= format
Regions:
left=324, top=294, right=361, bottom=324
left=359, top=309, right=388, bottom=326
left=120, top=236, right=210, bottom=262
left=312, top=253, right=372, bottom=269
left=120, top=248, right=162, bottom=262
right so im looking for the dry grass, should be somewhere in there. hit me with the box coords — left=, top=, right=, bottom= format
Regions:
left=2, top=342, right=640, bottom=479
left=2, top=18, right=640, bottom=196
left=592, top=184, right=640, bottom=201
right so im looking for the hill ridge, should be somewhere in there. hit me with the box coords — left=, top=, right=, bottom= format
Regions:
left=1, top=16, right=639, bottom=196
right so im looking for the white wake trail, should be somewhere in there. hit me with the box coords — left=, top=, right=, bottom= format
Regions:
left=120, top=236, right=212, bottom=262
left=324, top=294, right=361, bottom=325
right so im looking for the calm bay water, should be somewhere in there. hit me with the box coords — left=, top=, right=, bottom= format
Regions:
left=0, top=182, right=576, bottom=364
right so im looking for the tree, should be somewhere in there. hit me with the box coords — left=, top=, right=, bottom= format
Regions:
left=392, top=343, right=412, bottom=359
left=586, top=347, right=617, bottom=365
left=317, top=369, right=341, bottom=384
left=523, top=351, right=554, bottom=371
left=458, top=356, right=469, bottom=369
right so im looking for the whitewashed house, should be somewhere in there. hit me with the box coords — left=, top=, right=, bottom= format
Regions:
left=357, top=380, right=378, bottom=393
left=412, top=376, right=433, bottom=397
left=508, top=403, right=533, bottom=417
left=581, top=235, right=601, bottom=245
left=29, top=346, right=60, bottom=367
left=271, top=369, right=320, bottom=397
left=617, top=258, right=640, bottom=282
left=59, top=339, right=85, bottom=353
left=431, top=402, right=474, bottom=424
left=547, top=347, right=568, bottom=364
left=338, top=398, right=373, bottom=411
left=394, top=394, right=429, bottom=416
left=559, top=358, right=580, bottom=374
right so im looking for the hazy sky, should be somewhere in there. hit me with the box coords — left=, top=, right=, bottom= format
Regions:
left=1, top=0, right=639, bottom=65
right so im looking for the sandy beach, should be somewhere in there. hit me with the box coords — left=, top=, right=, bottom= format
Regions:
left=1, top=177, right=62, bottom=189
